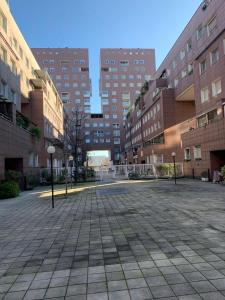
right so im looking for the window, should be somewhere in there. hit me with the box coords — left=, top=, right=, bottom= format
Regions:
left=10, top=59, right=17, bottom=75
left=181, top=69, right=187, bottom=78
left=184, top=148, right=191, bottom=160
left=13, top=37, right=18, bottom=50
left=105, top=82, right=110, bottom=88
left=75, top=99, right=81, bottom=104
left=113, top=123, right=120, bottom=128
left=0, top=46, right=7, bottom=63
left=83, top=91, right=91, bottom=97
left=105, top=114, right=109, bottom=119
left=210, top=48, right=219, bottom=65
left=193, top=146, right=201, bottom=160
left=201, top=87, right=209, bottom=103
left=19, top=47, right=23, bottom=60
left=212, top=78, right=221, bottom=97
left=106, top=138, right=110, bottom=143
left=196, top=24, right=204, bottom=40
left=188, top=63, right=193, bottom=74
left=207, top=16, right=217, bottom=36
left=174, top=78, right=179, bottom=87
left=85, top=123, right=90, bottom=128
left=113, top=114, right=117, bottom=119
left=0, top=10, right=7, bottom=33
left=84, top=99, right=90, bottom=105
left=134, top=60, right=144, bottom=64
left=84, top=106, right=90, bottom=113
left=120, top=60, right=129, bottom=65
left=186, top=39, right=192, bottom=52
left=172, top=60, right=177, bottom=69
left=114, top=138, right=120, bottom=144
left=26, top=57, right=29, bottom=69
left=102, top=98, right=109, bottom=105
left=0, top=80, right=7, bottom=98
left=180, top=49, right=185, bottom=60
left=101, top=90, right=109, bottom=97
left=197, top=114, right=207, bottom=127
left=112, top=98, right=117, bottom=103
left=85, top=138, right=90, bottom=144
left=199, top=60, right=206, bottom=75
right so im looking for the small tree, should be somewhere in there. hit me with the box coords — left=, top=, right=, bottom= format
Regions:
left=63, top=109, right=87, bottom=183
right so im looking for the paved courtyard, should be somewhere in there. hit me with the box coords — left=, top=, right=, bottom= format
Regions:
left=1, top=179, right=225, bottom=299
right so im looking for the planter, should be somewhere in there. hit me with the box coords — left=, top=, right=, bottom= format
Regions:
left=201, top=177, right=209, bottom=182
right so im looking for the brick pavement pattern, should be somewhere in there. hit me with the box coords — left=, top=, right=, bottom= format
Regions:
left=1, top=179, right=225, bottom=299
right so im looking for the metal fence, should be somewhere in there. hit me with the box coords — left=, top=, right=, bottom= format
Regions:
left=40, top=163, right=184, bottom=183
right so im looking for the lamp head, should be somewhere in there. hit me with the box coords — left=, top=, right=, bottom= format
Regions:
left=47, top=145, right=55, bottom=154
left=171, top=152, right=176, bottom=157
left=69, top=155, right=73, bottom=161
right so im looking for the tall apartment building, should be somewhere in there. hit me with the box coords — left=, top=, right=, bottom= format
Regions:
left=125, top=0, right=225, bottom=178
left=33, top=48, right=155, bottom=164
left=0, top=0, right=64, bottom=180
left=31, top=48, right=91, bottom=114
left=32, top=48, right=92, bottom=163
left=96, top=48, right=155, bottom=162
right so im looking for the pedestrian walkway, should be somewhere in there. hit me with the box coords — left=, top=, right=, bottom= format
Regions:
left=1, top=179, right=225, bottom=299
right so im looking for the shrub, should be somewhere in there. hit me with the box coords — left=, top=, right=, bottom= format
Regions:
left=29, top=127, right=41, bottom=140
left=128, top=172, right=140, bottom=180
left=221, top=166, right=225, bottom=178
left=5, top=170, right=22, bottom=183
left=0, top=181, right=20, bottom=199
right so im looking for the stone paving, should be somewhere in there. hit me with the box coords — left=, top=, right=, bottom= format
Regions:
left=1, top=179, right=225, bottom=299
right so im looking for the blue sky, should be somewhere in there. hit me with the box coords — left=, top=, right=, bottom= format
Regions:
left=10, top=0, right=201, bottom=112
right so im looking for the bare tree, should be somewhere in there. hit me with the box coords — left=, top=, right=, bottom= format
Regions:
left=63, top=109, right=87, bottom=183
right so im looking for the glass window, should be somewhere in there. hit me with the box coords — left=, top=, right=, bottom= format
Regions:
left=199, top=60, right=207, bottom=75
left=201, top=87, right=209, bottom=103
left=196, top=24, right=204, bottom=40
left=0, top=10, right=7, bottom=33
left=210, top=48, right=219, bottom=65
left=0, top=46, right=7, bottom=63
left=207, top=16, right=217, bottom=36
left=193, top=145, right=201, bottom=160
left=212, top=78, right=222, bottom=97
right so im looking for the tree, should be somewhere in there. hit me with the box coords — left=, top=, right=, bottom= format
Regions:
left=63, top=109, right=87, bottom=183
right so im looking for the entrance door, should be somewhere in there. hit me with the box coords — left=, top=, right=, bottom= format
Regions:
left=210, top=150, right=225, bottom=173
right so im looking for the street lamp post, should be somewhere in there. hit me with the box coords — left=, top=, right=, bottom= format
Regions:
left=69, top=155, right=73, bottom=188
left=171, top=152, right=176, bottom=184
left=47, top=145, right=56, bottom=208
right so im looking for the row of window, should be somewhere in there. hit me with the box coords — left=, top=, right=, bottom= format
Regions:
left=184, top=146, right=201, bottom=160
left=101, top=66, right=146, bottom=73
left=45, top=67, right=89, bottom=74
left=104, top=74, right=151, bottom=81
left=85, top=138, right=120, bottom=144
left=56, top=82, right=88, bottom=88
left=201, top=78, right=222, bottom=103
left=61, top=91, right=91, bottom=98
left=171, top=14, right=216, bottom=72
left=143, top=103, right=160, bottom=124
left=104, top=59, right=145, bottom=65
left=104, top=82, right=144, bottom=88
left=143, top=122, right=161, bottom=138
left=44, top=59, right=86, bottom=65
